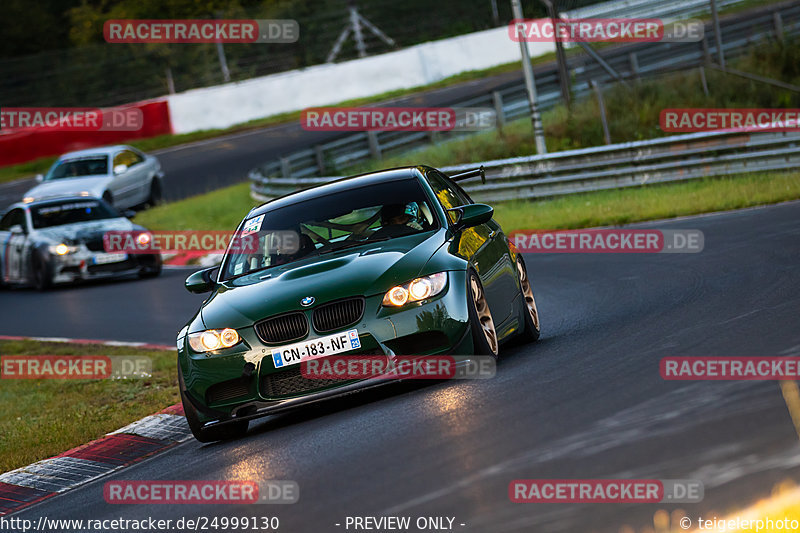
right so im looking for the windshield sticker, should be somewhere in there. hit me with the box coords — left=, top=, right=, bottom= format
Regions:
left=242, top=214, right=264, bottom=235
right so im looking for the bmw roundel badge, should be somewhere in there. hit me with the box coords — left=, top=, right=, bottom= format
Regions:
left=301, top=296, right=315, bottom=307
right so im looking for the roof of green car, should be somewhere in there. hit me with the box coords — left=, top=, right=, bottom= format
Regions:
left=249, top=166, right=426, bottom=218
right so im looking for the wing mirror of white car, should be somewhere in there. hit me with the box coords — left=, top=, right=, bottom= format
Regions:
left=9, top=224, right=24, bottom=234
left=113, top=164, right=128, bottom=175
left=35, top=174, right=44, bottom=183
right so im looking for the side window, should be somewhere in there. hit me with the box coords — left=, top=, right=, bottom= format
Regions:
left=450, top=179, right=475, bottom=205
left=113, top=150, right=142, bottom=169
left=0, top=211, right=13, bottom=231
left=129, top=150, right=145, bottom=166
left=426, top=170, right=472, bottom=222
left=0, top=208, right=25, bottom=232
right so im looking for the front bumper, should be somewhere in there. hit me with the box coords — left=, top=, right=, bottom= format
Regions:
left=50, top=248, right=160, bottom=284
left=196, top=352, right=479, bottom=430
left=179, top=270, right=473, bottom=425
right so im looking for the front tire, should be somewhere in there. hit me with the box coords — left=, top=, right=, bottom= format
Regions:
left=138, top=255, right=162, bottom=278
left=147, top=178, right=162, bottom=207
left=467, top=270, right=499, bottom=357
left=516, top=257, right=540, bottom=342
left=31, top=251, right=52, bottom=291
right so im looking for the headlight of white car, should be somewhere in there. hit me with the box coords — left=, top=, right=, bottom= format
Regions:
left=48, top=243, right=79, bottom=256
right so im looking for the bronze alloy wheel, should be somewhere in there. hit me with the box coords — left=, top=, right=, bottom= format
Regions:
left=517, top=259, right=540, bottom=332
left=470, top=273, right=498, bottom=355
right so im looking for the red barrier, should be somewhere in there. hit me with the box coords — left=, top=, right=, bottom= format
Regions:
left=0, top=99, right=172, bottom=167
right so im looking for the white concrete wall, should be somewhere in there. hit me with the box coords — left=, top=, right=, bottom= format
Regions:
left=167, top=27, right=554, bottom=134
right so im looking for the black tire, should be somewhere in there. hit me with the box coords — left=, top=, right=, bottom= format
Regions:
left=147, top=178, right=162, bottom=207
left=139, top=265, right=162, bottom=278
left=180, top=383, right=248, bottom=443
left=31, top=251, right=52, bottom=291
left=516, top=257, right=541, bottom=343
left=467, top=270, right=499, bottom=357
left=138, top=256, right=162, bottom=278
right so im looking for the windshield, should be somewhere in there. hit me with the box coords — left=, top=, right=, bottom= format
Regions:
left=46, top=156, right=109, bottom=180
left=31, top=200, right=120, bottom=229
left=221, top=178, right=439, bottom=281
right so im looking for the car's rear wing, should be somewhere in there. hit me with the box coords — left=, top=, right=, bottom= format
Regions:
left=449, top=166, right=486, bottom=184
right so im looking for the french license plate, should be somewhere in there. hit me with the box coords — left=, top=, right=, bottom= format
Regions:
left=92, top=253, right=128, bottom=265
left=271, top=329, right=361, bottom=369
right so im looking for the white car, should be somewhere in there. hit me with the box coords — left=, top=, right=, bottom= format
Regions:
left=0, top=196, right=161, bottom=290
left=23, top=145, right=165, bottom=210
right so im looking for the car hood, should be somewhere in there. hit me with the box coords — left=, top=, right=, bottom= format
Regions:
left=33, top=217, right=136, bottom=245
left=25, top=176, right=112, bottom=199
left=199, top=230, right=448, bottom=330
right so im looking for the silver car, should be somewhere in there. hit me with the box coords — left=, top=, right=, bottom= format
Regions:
left=23, top=145, right=164, bottom=210
left=0, top=196, right=161, bottom=290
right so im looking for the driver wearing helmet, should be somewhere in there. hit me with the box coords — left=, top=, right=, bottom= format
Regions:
left=371, top=202, right=423, bottom=239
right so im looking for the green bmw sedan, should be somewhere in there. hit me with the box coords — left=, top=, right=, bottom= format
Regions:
left=177, top=165, right=540, bottom=441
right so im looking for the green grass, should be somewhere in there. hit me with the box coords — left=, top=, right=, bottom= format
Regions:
left=0, top=340, right=178, bottom=474
left=133, top=170, right=800, bottom=234
left=491, top=171, right=800, bottom=232
left=0, top=157, right=58, bottom=185
left=134, top=182, right=256, bottom=231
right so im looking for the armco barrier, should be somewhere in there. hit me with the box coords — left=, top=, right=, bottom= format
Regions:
left=250, top=128, right=800, bottom=203
left=0, top=100, right=172, bottom=167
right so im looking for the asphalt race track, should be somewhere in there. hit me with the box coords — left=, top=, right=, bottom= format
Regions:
left=0, top=267, right=204, bottom=344
left=6, top=202, right=800, bottom=532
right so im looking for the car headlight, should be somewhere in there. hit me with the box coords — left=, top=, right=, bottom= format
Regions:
left=48, top=243, right=79, bottom=256
left=382, top=272, right=447, bottom=307
left=188, top=328, right=240, bottom=353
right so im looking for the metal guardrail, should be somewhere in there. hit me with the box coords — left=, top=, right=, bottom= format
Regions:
left=249, top=1, right=799, bottom=185
left=563, top=0, right=746, bottom=21
left=250, top=128, right=800, bottom=203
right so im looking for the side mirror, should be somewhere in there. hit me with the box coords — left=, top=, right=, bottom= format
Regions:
left=185, top=266, right=219, bottom=294
left=9, top=224, right=24, bottom=234
left=448, top=203, right=494, bottom=230
left=35, top=174, right=44, bottom=183
left=113, top=164, right=128, bottom=175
